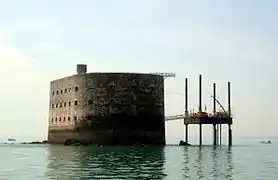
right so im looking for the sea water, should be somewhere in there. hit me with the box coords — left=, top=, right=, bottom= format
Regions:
left=0, top=137, right=277, bottom=180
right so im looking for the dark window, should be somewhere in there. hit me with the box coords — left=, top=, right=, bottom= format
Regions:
left=60, top=90, right=63, bottom=94
left=74, top=116, right=77, bottom=120
left=75, top=86, right=78, bottom=91
left=59, top=117, right=62, bottom=122
left=52, top=91, right=54, bottom=96
left=56, top=90, right=59, bottom=95
left=88, top=100, right=93, bottom=105
left=64, top=102, right=67, bottom=107
left=69, top=101, right=71, bottom=106
left=74, top=100, right=78, bottom=105
left=87, top=115, right=93, bottom=120
left=52, top=104, right=54, bottom=108
left=55, top=117, right=57, bottom=122
left=69, top=88, right=71, bottom=92
left=60, top=103, right=62, bottom=107
left=51, top=118, right=54, bottom=122
left=56, top=103, right=58, bottom=108
left=63, top=117, right=66, bottom=121
left=68, top=117, right=70, bottom=121
left=64, top=89, right=67, bottom=93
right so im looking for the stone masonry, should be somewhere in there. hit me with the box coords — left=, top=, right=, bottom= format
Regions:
left=48, top=64, right=165, bottom=145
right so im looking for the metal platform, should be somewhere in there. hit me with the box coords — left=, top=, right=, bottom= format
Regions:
left=165, top=74, right=233, bottom=146
left=165, top=115, right=233, bottom=125
left=184, top=117, right=233, bottom=124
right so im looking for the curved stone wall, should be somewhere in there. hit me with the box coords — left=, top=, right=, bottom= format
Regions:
left=48, top=73, right=165, bottom=145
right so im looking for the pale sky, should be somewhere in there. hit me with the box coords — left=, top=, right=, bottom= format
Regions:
left=0, top=0, right=277, bottom=144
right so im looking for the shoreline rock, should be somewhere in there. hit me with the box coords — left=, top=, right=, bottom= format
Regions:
left=179, top=140, right=191, bottom=146
left=22, top=140, right=48, bottom=144
left=19, top=139, right=163, bottom=147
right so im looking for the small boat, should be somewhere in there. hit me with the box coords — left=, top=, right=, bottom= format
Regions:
left=8, top=138, right=16, bottom=141
left=260, top=140, right=271, bottom=144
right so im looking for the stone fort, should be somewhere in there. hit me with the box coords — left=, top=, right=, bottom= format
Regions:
left=48, top=64, right=165, bottom=145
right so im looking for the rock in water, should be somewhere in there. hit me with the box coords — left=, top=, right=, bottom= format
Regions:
left=179, top=140, right=191, bottom=146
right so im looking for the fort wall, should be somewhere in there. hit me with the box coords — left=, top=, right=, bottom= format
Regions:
left=48, top=65, right=165, bottom=145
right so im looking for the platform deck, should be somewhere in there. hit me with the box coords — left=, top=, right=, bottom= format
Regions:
left=184, top=117, right=233, bottom=125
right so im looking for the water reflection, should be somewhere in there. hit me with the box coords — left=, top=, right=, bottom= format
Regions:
left=226, top=148, right=234, bottom=179
left=211, top=146, right=220, bottom=179
left=46, top=145, right=166, bottom=180
left=182, top=146, right=234, bottom=180
left=196, top=147, right=204, bottom=179
left=182, top=147, right=190, bottom=178
left=211, top=147, right=234, bottom=179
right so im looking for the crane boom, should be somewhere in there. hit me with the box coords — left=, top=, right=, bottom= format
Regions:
left=210, top=95, right=226, bottom=112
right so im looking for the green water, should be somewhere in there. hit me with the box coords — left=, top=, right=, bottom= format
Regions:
left=0, top=139, right=277, bottom=179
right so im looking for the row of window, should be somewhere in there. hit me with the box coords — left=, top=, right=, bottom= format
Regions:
left=52, top=86, right=79, bottom=96
left=51, top=100, right=77, bottom=108
left=49, top=115, right=93, bottom=123
left=50, top=116, right=77, bottom=123
left=51, top=99, right=94, bottom=109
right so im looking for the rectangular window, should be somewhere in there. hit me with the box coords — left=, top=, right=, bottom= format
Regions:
left=74, top=100, right=78, bottom=105
left=88, top=100, right=93, bottom=105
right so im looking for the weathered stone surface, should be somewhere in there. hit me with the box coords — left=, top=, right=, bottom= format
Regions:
left=48, top=67, right=165, bottom=146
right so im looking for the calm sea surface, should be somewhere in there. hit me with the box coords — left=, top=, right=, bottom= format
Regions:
left=0, top=138, right=278, bottom=180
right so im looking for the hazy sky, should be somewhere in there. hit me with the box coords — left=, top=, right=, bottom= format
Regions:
left=0, top=0, right=277, bottom=144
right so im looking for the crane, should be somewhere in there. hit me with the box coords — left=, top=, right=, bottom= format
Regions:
left=210, top=95, right=226, bottom=112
